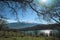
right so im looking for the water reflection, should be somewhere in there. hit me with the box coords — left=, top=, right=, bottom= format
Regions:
left=21, top=29, right=60, bottom=37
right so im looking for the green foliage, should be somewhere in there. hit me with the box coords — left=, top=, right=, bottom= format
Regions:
left=0, top=36, right=60, bottom=40
left=0, top=30, right=24, bottom=37
left=0, top=30, right=60, bottom=40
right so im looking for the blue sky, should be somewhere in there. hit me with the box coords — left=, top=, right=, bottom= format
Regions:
left=6, top=6, right=48, bottom=24
left=0, top=0, right=58, bottom=24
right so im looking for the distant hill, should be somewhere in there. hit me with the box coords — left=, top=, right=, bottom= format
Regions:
left=19, top=24, right=60, bottom=31
left=7, top=22, right=38, bottom=29
left=7, top=22, right=60, bottom=30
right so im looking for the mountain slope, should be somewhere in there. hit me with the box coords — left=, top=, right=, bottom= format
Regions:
left=7, top=22, right=38, bottom=29
left=19, top=24, right=60, bottom=31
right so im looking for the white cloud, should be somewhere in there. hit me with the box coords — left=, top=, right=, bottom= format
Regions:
left=7, top=19, right=17, bottom=23
left=20, top=20, right=42, bottom=24
left=7, top=19, right=55, bottom=24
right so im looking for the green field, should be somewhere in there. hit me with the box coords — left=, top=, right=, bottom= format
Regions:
left=0, top=31, right=60, bottom=40
left=0, top=36, right=60, bottom=40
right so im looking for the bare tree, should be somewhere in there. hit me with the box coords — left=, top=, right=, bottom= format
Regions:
left=0, top=18, right=8, bottom=31
left=0, top=0, right=60, bottom=24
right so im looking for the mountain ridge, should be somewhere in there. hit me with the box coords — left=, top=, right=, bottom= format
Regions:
left=7, top=22, right=38, bottom=29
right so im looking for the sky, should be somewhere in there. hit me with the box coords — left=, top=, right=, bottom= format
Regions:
left=6, top=7, right=48, bottom=24
left=0, top=0, right=58, bottom=24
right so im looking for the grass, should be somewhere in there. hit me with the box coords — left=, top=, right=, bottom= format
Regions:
left=0, top=36, right=60, bottom=40
left=16, top=36, right=45, bottom=40
left=0, top=31, right=60, bottom=40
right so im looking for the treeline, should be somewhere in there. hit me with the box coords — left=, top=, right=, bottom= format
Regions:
left=0, top=30, right=24, bottom=38
left=0, top=18, right=60, bottom=38
left=0, top=19, right=24, bottom=38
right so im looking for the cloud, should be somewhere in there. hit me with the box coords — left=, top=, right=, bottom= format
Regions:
left=7, top=19, right=17, bottom=23
left=20, top=20, right=42, bottom=24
